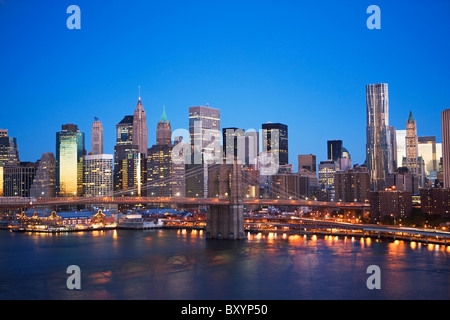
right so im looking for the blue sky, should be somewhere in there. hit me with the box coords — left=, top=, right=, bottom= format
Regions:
left=1, top=0, right=449, bottom=168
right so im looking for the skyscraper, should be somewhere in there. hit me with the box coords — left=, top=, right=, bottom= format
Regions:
left=327, top=140, right=343, bottom=162
left=3, top=162, right=38, bottom=197
left=418, top=136, right=438, bottom=177
left=91, top=117, right=104, bottom=155
left=156, top=106, right=172, bottom=146
left=0, top=129, right=19, bottom=196
left=114, top=114, right=144, bottom=196
left=30, top=152, right=56, bottom=198
left=186, top=105, right=221, bottom=198
left=132, top=97, right=148, bottom=157
left=318, top=160, right=339, bottom=201
left=441, top=108, right=450, bottom=188
left=56, top=124, right=85, bottom=197
left=189, top=105, right=221, bottom=163
left=222, top=127, right=259, bottom=166
left=366, top=83, right=393, bottom=191
left=396, top=129, right=407, bottom=166
left=146, top=106, right=185, bottom=197
left=403, top=111, right=425, bottom=187
left=83, top=154, right=113, bottom=197
left=262, top=122, right=288, bottom=166
left=116, top=115, right=134, bottom=146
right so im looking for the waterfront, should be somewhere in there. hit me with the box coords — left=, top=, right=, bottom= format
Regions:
left=0, top=229, right=449, bottom=300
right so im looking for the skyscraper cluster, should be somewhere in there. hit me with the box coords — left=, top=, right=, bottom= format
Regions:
left=0, top=83, right=449, bottom=225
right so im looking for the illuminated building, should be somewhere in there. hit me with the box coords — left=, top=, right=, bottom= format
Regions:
left=114, top=114, right=145, bottom=196
left=327, top=140, right=342, bottom=162
left=262, top=122, right=288, bottom=166
left=441, top=109, right=450, bottom=188
left=0, top=129, right=19, bottom=196
left=56, top=124, right=85, bottom=197
left=186, top=105, right=221, bottom=198
left=146, top=106, right=185, bottom=197
left=91, top=117, right=104, bottom=155
left=339, top=147, right=352, bottom=171
left=403, top=111, right=425, bottom=187
left=369, top=188, right=412, bottom=224
left=334, top=166, right=370, bottom=203
left=30, top=152, right=56, bottom=198
left=83, top=154, right=113, bottom=197
left=3, top=162, right=38, bottom=197
left=318, top=160, right=338, bottom=201
left=222, top=127, right=259, bottom=166
left=420, top=188, right=450, bottom=217
left=116, top=115, right=134, bottom=146
left=132, top=97, right=148, bottom=157
left=386, top=167, right=418, bottom=194
left=396, top=130, right=407, bottom=166
left=366, top=83, right=394, bottom=191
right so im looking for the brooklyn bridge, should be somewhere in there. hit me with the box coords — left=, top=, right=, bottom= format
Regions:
left=0, top=162, right=369, bottom=240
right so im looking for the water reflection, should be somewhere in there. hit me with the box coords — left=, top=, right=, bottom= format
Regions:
left=0, top=229, right=449, bottom=300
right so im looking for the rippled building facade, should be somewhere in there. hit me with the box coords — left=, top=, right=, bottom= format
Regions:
left=366, top=83, right=394, bottom=191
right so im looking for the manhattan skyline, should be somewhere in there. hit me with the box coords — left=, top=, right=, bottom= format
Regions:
left=1, top=1, right=450, bottom=167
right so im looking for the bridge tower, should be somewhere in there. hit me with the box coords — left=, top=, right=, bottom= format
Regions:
left=206, top=160, right=246, bottom=240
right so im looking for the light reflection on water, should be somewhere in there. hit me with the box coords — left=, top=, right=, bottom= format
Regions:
left=0, top=229, right=449, bottom=300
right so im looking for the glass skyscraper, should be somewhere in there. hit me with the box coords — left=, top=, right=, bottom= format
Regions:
left=366, top=83, right=393, bottom=191
left=327, top=140, right=343, bottom=162
left=56, top=124, right=85, bottom=197
left=262, top=122, right=288, bottom=166
left=0, top=129, right=19, bottom=196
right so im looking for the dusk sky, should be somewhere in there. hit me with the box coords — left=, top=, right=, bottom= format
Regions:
left=1, top=0, right=449, bottom=168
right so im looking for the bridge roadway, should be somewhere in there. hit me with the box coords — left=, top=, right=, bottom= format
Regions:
left=0, top=196, right=369, bottom=210
left=244, top=216, right=450, bottom=245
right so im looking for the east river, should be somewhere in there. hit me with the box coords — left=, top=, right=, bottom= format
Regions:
left=0, top=229, right=449, bottom=300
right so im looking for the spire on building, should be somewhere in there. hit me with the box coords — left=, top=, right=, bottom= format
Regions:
left=160, top=105, right=169, bottom=123
left=408, top=110, right=415, bottom=123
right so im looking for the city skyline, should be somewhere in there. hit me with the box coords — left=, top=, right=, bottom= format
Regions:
left=1, top=1, right=449, bottom=167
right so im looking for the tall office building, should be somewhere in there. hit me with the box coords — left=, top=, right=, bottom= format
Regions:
left=222, top=128, right=259, bottom=166
left=146, top=107, right=185, bottom=197
left=83, top=154, right=113, bottom=197
left=30, top=152, right=56, bottom=198
left=189, top=105, right=221, bottom=162
left=396, top=129, right=407, bottom=166
left=56, top=124, right=85, bottom=197
left=405, top=111, right=419, bottom=172
left=132, top=97, right=148, bottom=157
left=155, top=106, right=171, bottom=146
left=418, top=136, right=438, bottom=177
left=91, top=117, right=104, bottom=155
left=262, top=123, right=288, bottom=166
left=318, top=160, right=339, bottom=201
left=327, top=140, right=343, bottom=162
left=116, top=115, right=134, bottom=146
left=0, top=129, right=19, bottom=196
left=3, top=162, right=38, bottom=197
left=186, top=105, right=221, bottom=197
left=366, top=83, right=393, bottom=191
left=114, top=115, right=145, bottom=196
left=442, top=109, right=450, bottom=188
left=403, top=111, right=425, bottom=188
